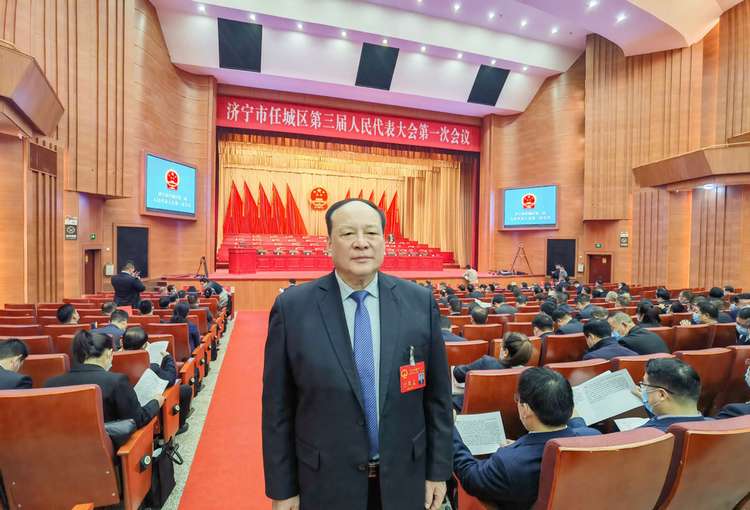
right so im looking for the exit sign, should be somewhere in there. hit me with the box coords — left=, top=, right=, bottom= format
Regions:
left=89, top=233, right=97, bottom=240
left=595, top=242, right=603, bottom=249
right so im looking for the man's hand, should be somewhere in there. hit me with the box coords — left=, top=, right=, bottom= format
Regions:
left=425, top=480, right=446, bottom=510
left=271, top=496, right=300, bottom=510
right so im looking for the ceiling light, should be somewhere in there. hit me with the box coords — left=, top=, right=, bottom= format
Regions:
left=417, top=0, right=423, bottom=3
left=488, top=11, right=496, bottom=20
left=341, top=30, right=347, bottom=37
left=249, top=13, right=256, bottom=21
left=587, top=0, right=599, bottom=8
left=520, top=19, right=528, bottom=27
left=382, top=38, right=388, bottom=45
left=197, top=4, right=206, bottom=12
left=297, top=22, right=303, bottom=30
left=702, top=184, right=715, bottom=190
left=420, top=45, right=427, bottom=52
left=491, top=59, right=497, bottom=65
left=453, top=3, right=461, bottom=12
left=550, top=26, right=559, bottom=34
left=616, top=12, right=627, bottom=23
left=522, top=66, right=528, bottom=71
left=457, top=52, right=463, bottom=59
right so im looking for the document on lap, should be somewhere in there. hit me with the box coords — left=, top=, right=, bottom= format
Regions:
left=572, top=370, right=642, bottom=425
left=134, top=369, right=169, bottom=406
left=455, top=412, right=506, bottom=455
left=614, top=417, right=650, bottom=431
left=147, top=341, right=169, bottom=364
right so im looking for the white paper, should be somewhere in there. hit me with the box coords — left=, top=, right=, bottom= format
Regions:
left=455, top=412, right=506, bottom=456
left=133, top=369, right=169, bottom=407
left=147, top=341, right=169, bottom=365
left=614, top=417, right=650, bottom=431
left=451, top=366, right=465, bottom=395
left=572, top=369, right=643, bottom=425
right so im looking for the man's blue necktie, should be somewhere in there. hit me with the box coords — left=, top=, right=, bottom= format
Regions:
left=350, top=290, right=379, bottom=460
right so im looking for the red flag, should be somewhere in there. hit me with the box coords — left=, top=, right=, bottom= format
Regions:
left=345, top=189, right=351, bottom=200
left=223, top=182, right=243, bottom=234
left=368, top=191, right=375, bottom=203
left=358, top=190, right=364, bottom=199
left=386, top=191, right=401, bottom=238
left=271, top=184, right=288, bottom=234
left=258, top=184, right=272, bottom=234
left=377, top=191, right=387, bottom=211
left=241, top=183, right=257, bottom=233
left=286, top=185, right=308, bottom=235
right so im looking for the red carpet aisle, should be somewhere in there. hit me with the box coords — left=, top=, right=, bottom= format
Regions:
left=179, top=311, right=272, bottom=509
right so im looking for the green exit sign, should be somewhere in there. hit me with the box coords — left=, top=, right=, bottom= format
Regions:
left=595, top=242, right=603, bottom=249
left=89, top=233, right=96, bottom=240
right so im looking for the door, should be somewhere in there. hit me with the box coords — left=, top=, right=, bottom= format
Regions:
left=84, top=250, right=99, bottom=294
left=588, top=254, right=612, bottom=283
left=546, top=239, right=576, bottom=278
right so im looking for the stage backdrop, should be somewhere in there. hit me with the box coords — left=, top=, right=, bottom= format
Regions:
left=217, top=133, right=475, bottom=266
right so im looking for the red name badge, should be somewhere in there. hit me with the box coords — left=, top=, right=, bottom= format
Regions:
left=400, top=362, right=426, bottom=393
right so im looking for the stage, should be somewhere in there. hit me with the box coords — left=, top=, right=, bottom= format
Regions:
left=164, top=269, right=547, bottom=310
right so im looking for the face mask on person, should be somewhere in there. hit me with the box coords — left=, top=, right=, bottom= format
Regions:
left=692, top=312, right=702, bottom=324
left=745, top=365, right=750, bottom=388
left=611, top=330, right=622, bottom=340
left=730, top=303, right=738, bottom=312
left=737, top=324, right=749, bottom=337
left=641, top=389, right=656, bottom=417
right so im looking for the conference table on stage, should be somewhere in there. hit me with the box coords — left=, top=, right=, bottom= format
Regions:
left=228, top=248, right=444, bottom=274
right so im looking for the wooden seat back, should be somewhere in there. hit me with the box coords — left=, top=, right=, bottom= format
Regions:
left=711, top=346, right=750, bottom=414
left=673, top=324, right=715, bottom=352
left=463, top=367, right=528, bottom=440
left=648, top=327, right=676, bottom=352
left=540, top=334, right=588, bottom=365
left=545, top=358, right=611, bottom=386
left=674, top=348, right=734, bottom=414
left=19, top=353, right=70, bottom=388
left=610, top=353, right=675, bottom=384
left=127, top=315, right=162, bottom=326
left=711, top=323, right=738, bottom=348
left=42, top=324, right=91, bottom=344
left=448, top=315, right=473, bottom=334
left=0, top=335, right=54, bottom=355
left=0, top=316, right=36, bottom=325
left=463, top=324, right=503, bottom=342
left=0, top=324, right=43, bottom=336
left=445, top=340, right=489, bottom=367
left=506, top=322, right=534, bottom=336
left=514, top=312, right=538, bottom=322
left=4, top=304, right=36, bottom=311
left=112, top=350, right=150, bottom=386
left=144, top=323, right=191, bottom=362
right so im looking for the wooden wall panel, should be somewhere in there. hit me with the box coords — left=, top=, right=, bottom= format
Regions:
left=716, top=0, right=750, bottom=141
left=0, top=135, right=27, bottom=306
left=27, top=169, right=60, bottom=303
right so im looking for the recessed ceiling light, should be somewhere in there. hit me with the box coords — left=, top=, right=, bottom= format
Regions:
left=457, top=52, right=463, bottom=59
left=341, top=30, right=347, bottom=37
left=197, top=4, right=206, bottom=12
left=550, top=26, right=559, bottom=34
left=491, top=59, right=497, bottom=65
left=297, top=22, right=304, bottom=30
left=417, top=0, right=423, bottom=3
left=520, top=19, right=528, bottom=27
left=703, top=184, right=715, bottom=190
left=453, top=3, right=461, bottom=12
left=382, top=38, right=388, bottom=45
left=420, top=45, right=427, bottom=52
left=488, top=11, right=496, bottom=20
left=522, top=66, right=529, bottom=71
left=616, top=12, right=627, bottom=23
left=587, top=0, right=599, bottom=8
left=249, top=13, right=256, bottom=21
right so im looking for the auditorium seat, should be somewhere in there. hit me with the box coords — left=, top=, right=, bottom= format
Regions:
left=540, top=334, right=588, bottom=365
left=19, top=353, right=70, bottom=387
left=463, top=324, right=503, bottom=342
left=526, top=336, right=542, bottom=366
left=462, top=367, right=528, bottom=440
left=445, top=340, right=489, bottom=367
left=656, top=416, right=750, bottom=509
left=0, top=335, right=54, bottom=355
left=0, top=324, right=43, bottom=336
left=711, top=346, right=750, bottom=414
left=610, top=353, right=675, bottom=384
left=674, top=348, right=733, bottom=414
left=4, top=304, right=36, bottom=311
left=711, top=323, right=738, bottom=348
left=43, top=323, right=91, bottom=344
left=648, top=327, right=676, bottom=352
left=486, top=314, right=511, bottom=325
left=513, top=312, right=538, bottom=322
left=438, top=306, right=450, bottom=316
left=545, top=359, right=611, bottom=386
left=518, top=305, right=540, bottom=313
left=0, top=315, right=36, bottom=325
left=144, top=323, right=192, bottom=362
left=535, top=428, right=674, bottom=510
left=659, top=315, right=675, bottom=327
left=448, top=315, right=473, bottom=333
left=128, top=315, right=162, bottom=326
left=506, top=322, right=534, bottom=336
left=0, top=386, right=155, bottom=510
left=672, top=324, right=715, bottom=352
left=0, top=309, right=36, bottom=318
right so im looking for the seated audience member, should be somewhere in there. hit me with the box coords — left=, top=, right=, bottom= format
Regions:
left=0, top=339, right=32, bottom=389
left=583, top=320, right=637, bottom=361
left=463, top=265, right=479, bottom=285
left=122, top=327, right=192, bottom=434
left=540, top=300, right=557, bottom=317
left=736, top=308, right=750, bottom=345
left=552, top=309, right=583, bottom=335
left=91, top=309, right=129, bottom=350
left=453, top=368, right=600, bottom=508
left=45, top=331, right=163, bottom=427
left=709, top=287, right=725, bottom=299
left=605, top=291, right=619, bottom=304
left=458, top=284, right=467, bottom=292
left=682, top=300, right=719, bottom=326
left=711, top=299, right=734, bottom=324
left=169, top=302, right=201, bottom=351
left=515, top=295, right=529, bottom=307
left=636, top=303, right=662, bottom=328
left=655, top=287, right=672, bottom=311
left=576, top=294, right=595, bottom=320
left=470, top=306, right=489, bottom=325
left=158, top=296, right=171, bottom=309
left=671, top=290, right=693, bottom=313
left=101, top=302, right=117, bottom=317
left=616, top=293, right=631, bottom=307
left=56, top=303, right=80, bottom=325
left=454, top=332, right=532, bottom=383
left=467, top=284, right=483, bottom=299
left=532, top=313, right=554, bottom=341
left=177, top=290, right=187, bottom=300
left=137, top=299, right=154, bottom=316
left=590, top=306, right=609, bottom=321
left=670, top=301, right=687, bottom=314
left=729, top=293, right=750, bottom=320
left=617, top=282, right=630, bottom=294
left=725, top=285, right=735, bottom=293
left=492, top=295, right=517, bottom=316
left=637, top=358, right=709, bottom=432
left=608, top=312, right=669, bottom=354
left=714, top=359, right=750, bottom=419
left=187, top=292, right=213, bottom=324
left=448, top=298, right=463, bottom=316
left=166, top=284, right=177, bottom=296
left=440, top=316, right=464, bottom=342
left=200, top=278, right=229, bottom=309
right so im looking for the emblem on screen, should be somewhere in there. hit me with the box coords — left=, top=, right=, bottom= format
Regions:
left=309, top=186, right=329, bottom=211
left=521, top=193, right=536, bottom=209
left=165, top=169, right=180, bottom=191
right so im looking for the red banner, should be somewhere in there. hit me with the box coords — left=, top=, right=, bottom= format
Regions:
left=217, top=95, right=480, bottom=152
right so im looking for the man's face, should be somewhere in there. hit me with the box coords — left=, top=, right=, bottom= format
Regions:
left=72, top=310, right=80, bottom=324
left=737, top=315, right=750, bottom=329
left=327, top=202, right=385, bottom=284
left=608, top=318, right=624, bottom=337
left=113, top=319, right=128, bottom=331
left=738, top=298, right=750, bottom=310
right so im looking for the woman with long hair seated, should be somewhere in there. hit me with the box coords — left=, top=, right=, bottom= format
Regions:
left=452, top=332, right=534, bottom=411
left=636, top=302, right=662, bottom=328
left=168, top=301, right=201, bottom=351
left=45, top=330, right=164, bottom=428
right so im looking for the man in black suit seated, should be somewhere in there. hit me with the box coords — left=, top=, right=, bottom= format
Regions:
left=101, top=301, right=117, bottom=317
left=469, top=305, right=489, bottom=325
left=540, top=300, right=557, bottom=317
left=448, top=297, right=463, bottom=316
left=582, top=320, right=637, bottom=361
left=453, top=368, right=600, bottom=508
left=91, top=309, right=129, bottom=350
left=187, top=292, right=213, bottom=324
left=654, top=287, right=672, bottom=312
left=492, top=295, right=517, bottom=315
left=111, top=261, right=145, bottom=307
left=636, top=358, right=709, bottom=432
left=440, top=316, right=464, bottom=342
left=552, top=309, right=583, bottom=335
left=0, top=339, right=32, bottom=389
left=576, top=294, right=595, bottom=320
left=736, top=308, right=750, bottom=345
left=729, top=293, right=750, bottom=321
left=467, top=284, right=483, bottom=299
left=56, top=303, right=80, bottom=325
left=715, top=359, right=750, bottom=419
left=157, top=296, right=171, bottom=310
left=709, top=299, right=735, bottom=324
left=138, top=299, right=154, bottom=316
left=122, top=327, right=192, bottom=434
left=609, top=312, right=669, bottom=354
left=532, top=313, right=554, bottom=342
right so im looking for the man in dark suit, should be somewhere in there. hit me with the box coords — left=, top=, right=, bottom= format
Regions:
left=440, top=316, right=464, bottom=342
left=492, top=295, right=517, bottom=315
left=454, top=368, right=599, bottom=507
left=0, top=339, right=32, bottom=389
left=263, top=199, right=452, bottom=510
left=448, top=297, right=463, bottom=316
left=582, top=320, right=637, bottom=361
left=576, top=294, right=595, bottom=320
left=111, top=262, right=145, bottom=306
left=467, top=285, right=483, bottom=299
left=91, top=309, right=129, bottom=350
left=552, top=309, right=583, bottom=335
left=608, top=312, right=670, bottom=354
left=736, top=308, right=750, bottom=345
left=532, top=313, right=554, bottom=342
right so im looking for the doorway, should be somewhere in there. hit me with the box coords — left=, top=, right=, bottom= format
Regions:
left=588, top=254, right=612, bottom=283
left=84, top=249, right=100, bottom=294
left=546, top=239, right=576, bottom=279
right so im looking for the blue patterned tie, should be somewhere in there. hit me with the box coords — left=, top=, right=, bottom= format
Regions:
left=350, top=290, right=379, bottom=459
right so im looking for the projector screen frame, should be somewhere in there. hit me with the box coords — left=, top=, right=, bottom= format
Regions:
left=498, top=184, right=560, bottom=231
left=140, top=150, right=198, bottom=221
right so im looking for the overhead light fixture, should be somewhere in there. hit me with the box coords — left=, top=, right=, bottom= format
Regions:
left=382, top=38, right=388, bottom=45
left=488, top=11, right=496, bottom=20
left=616, top=12, right=627, bottom=23
left=420, top=45, right=427, bottom=52
left=453, top=3, right=461, bottom=12
left=417, top=0, right=423, bottom=3
left=197, top=4, right=206, bottom=12
left=341, top=30, right=347, bottom=37
left=587, top=0, right=599, bottom=8
left=297, top=22, right=304, bottom=30
left=550, top=26, right=559, bottom=34
left=491, top=59, right=497, bottom=65
left=457, top=52, right=463, bottom=59
left=249, top=13, right=256, bottom=21
left=702, top=184, right=715, bottom=190
left=520, top=19, right=528, bottom=27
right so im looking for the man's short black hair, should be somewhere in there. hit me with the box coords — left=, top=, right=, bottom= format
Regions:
left=158, top=296, right=171, bottom=309
left=101, top=302, right=117, bottom=316
left=551, top=308, right=571, bottom=322
left=738, top=307, right=750, bottom=320
left=697, top=300, right=719, bottom=319
left=177, top=290, right=187, bottom=299
left=0, top=338, right=28, bottom=361
left=187, top=293, right=198, bottom=305
left=709, top=287, right=724, bottom=299
left=516, top=295, right=528, bottom=305
left=583, top=319, right=612, bottom=339
left=110, top=309, right=129, bottom=324
left=324, top=199, right=386, bottom=236
left=470, top=306, right=489, bottom=325
left=517, top=367, right=574, bottom=427
left=449, top=298, right=462, bottom=314
left=532, top=313, right=554, bottom=332
left=122, top=326, right=149, bottom=351
left=646, top=358, right=701, bottom=403
left=492, top=295, right=505, bottom=304
left=656, top=287, right=671, bottom=301
left=670, top=302, right=687, bottom=313
left=138, top=300, right=153, bottom=315
left=540, top=301, right=557, bottom=316
left=56, top=304, right=76, bottom=324
left=590, top=306, right=609, bottom=320
left=577, top=294, right=591, bottom=304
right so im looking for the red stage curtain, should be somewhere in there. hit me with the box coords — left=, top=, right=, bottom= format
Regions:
left=286, top=184, right=308, bottom=235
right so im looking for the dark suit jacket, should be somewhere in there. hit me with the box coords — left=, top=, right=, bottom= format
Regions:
left=150, top=354, right=177, bottom=387
left=715, top=403, right=750, bottom=419
left=44, top=364, right=159, bottom=428
left=0, top=367, right=32, bottom=389
left=583, top=337, right=638, bottom=361
left=91, top=324, right=125, bottom=350
left=577, top=304, right=595, bottom=320
left=718, top=313, right=734, bottom=324
left=441, top=330, right=465, bottom=342
left=640, top=415, right=711, bottom=432
left=111, top=272, right=145, bottom=306
left=494, top=304, right=518, bottom=315
left=262, top=272, right=453, bottom=509
left=468, top=291, right=484, bottom=299
left=453, top=418, right=600, bottom=509
left=618, top=326, right=670, bottom=354
left=556, top=319, right=584, bottom=335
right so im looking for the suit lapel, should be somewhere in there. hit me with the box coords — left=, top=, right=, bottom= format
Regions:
left=316, top=272, right=365, bottom=412
left=378, top=273, right=401, bottom=416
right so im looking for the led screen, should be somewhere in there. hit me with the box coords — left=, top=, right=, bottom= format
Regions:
left=503, top=185, right=557, bottom=228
